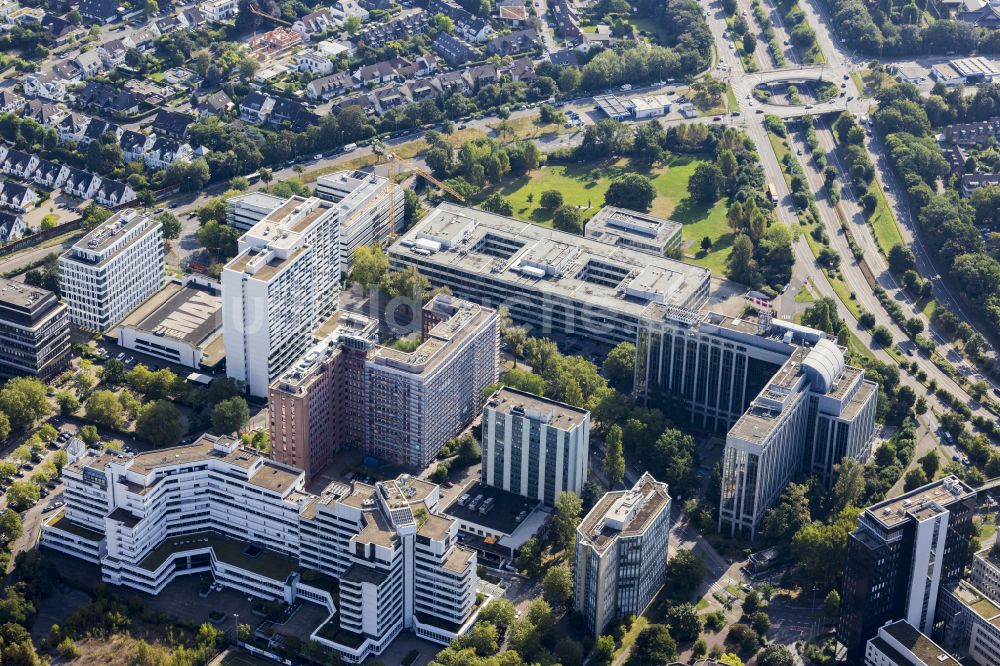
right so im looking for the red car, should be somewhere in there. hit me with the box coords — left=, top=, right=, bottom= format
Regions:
left=443, top=480, right=454, bottom=488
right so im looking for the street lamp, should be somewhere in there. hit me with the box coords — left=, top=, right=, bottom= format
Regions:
left=234, top=613, right=240, bottom=646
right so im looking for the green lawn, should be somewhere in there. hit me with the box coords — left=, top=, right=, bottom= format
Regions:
left=490, top=156, right=732, bottom=274
left=726, top=84, right=739, bottom=113
left=867, top=181, right=905, bottom=256
left=850, top=71, right=866, bottom=98
left=795, top=284, right=816, bottom=303
left=629, top=16, right=670, bottom=44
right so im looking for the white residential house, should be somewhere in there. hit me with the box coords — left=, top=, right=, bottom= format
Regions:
left=120, top=130, right=153, bottom=163
left=200, top=0, right=239, bottom=22
left=0, top=90, right=25, bottom=114
left=32, top=160, right=69, bottom=189
left=23, top=72, right=66, bottom=102
left=73, top=50, right=105, bottom=79
left=143, top=138, right=193, bottom=170
left=296, top=48, right=334, bottom=75
left=292, top=8, right=335, bottom=38
left=93, top=179, right=136, bottom=208
left=0, top=182, right=39, bottom=212
left=61, top=168, right=101, bottom=200
left=1, top=150, right=39, bottom=179
left=306, top=71, right=355, bottom=100
left=97, top=37, right=135, bottom=68
left=331, top=0, right=369, bottom=22
left=57, top=113, right=91, bottom=145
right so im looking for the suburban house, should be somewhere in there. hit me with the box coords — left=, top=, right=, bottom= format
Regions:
left=23, top=100, right=66, bottom=126
left=198, top=91, right=234, bottom=117
left=0, top=90, right=24, bottom=114
left=200, top=0, right=239, bottom=22
left=239, top=91, right=274, bottom=124
left=98, top=37, right=135, bottom=67
left=1, top=150, right=39, bottom=180
left=487, top=28, right=537, bottom=55
left=81, top=118, right=122, bottom=146
left=77, top=82, right=142, bottom=116
left=120, top=130, right=153, bottom=162
left=23, top=72, right=66, bottom=101
left=0, top=211, right=26, bottom=244
left=57, top=113, right=91, bottom=144
left=152, top=110, right=195, bottom=139
left=32, top=159, right=69, bottom=189
left=0, top=182, right=38, bottom=212
left=432, top=33, right=476, bottom=66
left=61, top=167, right=101, bottom=200
left=73, top=50, right=105, bottom=79
left=79, top=0, right=118, bottom=23
left=180, top=7, right=207, bottom=28
left=331, top=0, right=369, bottom=21
left=306, top=72, right=355, bottom=100
left=144, top=137, right=193, bottom=170
left=93, top=179, right=136, bottom=207
left=296, top=48, right=335, bottom=75
left=292, top=8, right=335, bottom=38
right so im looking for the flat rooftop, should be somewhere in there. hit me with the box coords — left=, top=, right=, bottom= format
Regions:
left=316, top=170, right=390, bottom=230
left=584, top=206, right=681, bottom=250
left=865, top=475, right=974, bottom=530
left=230, top=191, right=288, bottom=211
left=138, top=530, right=298, bottom=581
left=594, top=94, right=630, bottom=117
left=371, top=298, right=494, bottom=375
left=390, top=202, right=710, bottom=318
left=577, top=473, right=670, bottom=554
left=951, top=56, right=1000, bottom=77
left=124, top=282, right=221, bottom=346
left=45, top=511, right=104, bottom=541
left=0, top=277, right=54, bottom=310
left=874, top=621, right=959, bottom=666
left=485, top=387, right=588, bottom=431
left=948, top=580, right=1000, bottom=629
left=70, top=210, right=151, bottom=255
left=443, top=481, right=539, bottom=536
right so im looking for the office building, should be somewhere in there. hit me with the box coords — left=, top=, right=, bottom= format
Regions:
left=365, top=294, right=500, bottom=467
left=269, top=310, right=378, bottom=479
left=388, top=202, right=711, bottom=347
left=225, top=191, right=288, bottom=231
left=59, top=209, right=164, bottom=331
left=970, top=546, right=1000, bottom=604
left=0, top=277, right=70, bottom=379
left=864, top=620, right=959, bottom=666
left=938, top=579, right=1000, bottom=666
left=41, top=435, right=482, bottom=664
left=390, top=203, right=877, bottom=538
left=636, top=309, right=877, bottom=538
left=315, top=170, right=402, bottom=275
left=584, top=206, right=682, bottom=256
left=222, top=196, right=341, bottom=397
left=116, top=277, right=224, bottom=370
left=481, top=387, right=590, bottom=505
left=574, top=472, right=671, bottom=636
left=838, top=476, right=977, bottom=664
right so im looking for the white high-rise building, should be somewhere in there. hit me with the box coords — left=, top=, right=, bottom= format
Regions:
left=574, top=472, right=671, bottom=637
left=41, top=434, right=482, bottom=664
left=222, top=196, right=341, bottom=396
left=315, top=170, right=402, bottom=275
left=481, top=387, right=590, bottom=505
left=225, top=191, right=288, bottom=231
left=59, top=209, right=164, bottom=331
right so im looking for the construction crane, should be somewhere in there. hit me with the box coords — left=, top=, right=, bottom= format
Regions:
left=248, top=2, right=291, bottom=26
left=372, top=141, right=465, bottom=235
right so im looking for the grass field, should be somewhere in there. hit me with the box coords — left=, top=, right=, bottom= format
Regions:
left=850, top=71, right=866, bottom=98
left=795, top=283, right=816, bottom=303
left=867, top=180, right=905, bottom=255
left=629, top=16, right=670, bottom=44
left=487, top=155, right=733, bottom=273
left=726, top=84, right=739, bottom=113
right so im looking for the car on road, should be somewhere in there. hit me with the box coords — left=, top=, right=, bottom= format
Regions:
left=343, top=143, right=358, bottom=152
left=713, top=116, right=722, bottom=121
left=843, top=74, right=849, bottom=80
left=805, top=104, right=814, bottom=109
left=443, top=480, right=454, bottom=488
left=756, top=109, right=764, bottom=114
left=314, top=154, right=323, bottom=160
left=42, top=500, right=64, bottom=513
